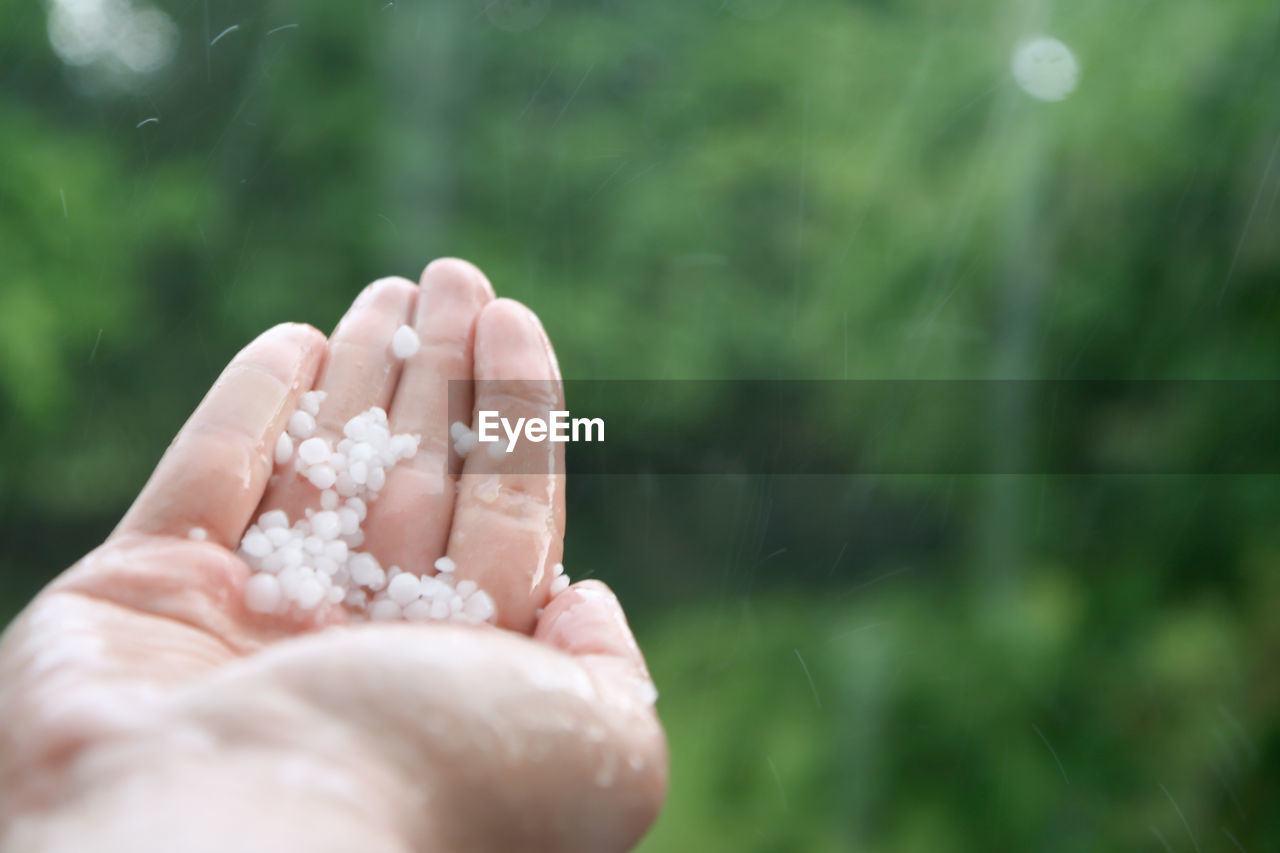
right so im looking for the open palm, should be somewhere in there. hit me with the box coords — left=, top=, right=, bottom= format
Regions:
left=0, top=260, right=666, bottom=853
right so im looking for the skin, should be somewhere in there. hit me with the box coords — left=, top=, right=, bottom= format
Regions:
left=0, top=259, right=667, bottom=853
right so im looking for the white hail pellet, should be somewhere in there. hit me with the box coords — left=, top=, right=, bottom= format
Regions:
left=550, top=575, right=570, bottom=596
left=275, top=433, right=294, bottom=465
left=265, top=527, right=292, bottom=547
left=387, top=572, right=421, bottom=606
left=486, top=438, right=508, bottom=460
left=349, top=553, right=384, bottom=586
left=552, top=562, right=564, bottom=577
left=320, top=489, right=339, bottom=510
left=187, top=527, right=208, bottom=541
left=259, top=509, right=289, bottom=529
left=337, top=507, right=359, bottom=536
left=454, top=431, right=478, bottom=457
left=456, top=579, right=477, bottom=597
left=310, top=511, right=341, bottom=540
left=391, top=325, right=420, bottom=359
left=403, top=600, right=433, bottom=621
left=295, top=576, right=326, bottom=610
left=287, top=410, right=316, bottom=439
left=335, top=472, right=359, bottom=497
left=463, top=590, right=496, bottom=623
left=245, top=574, right=282, bottom=613
left=434, top=556, right=456, bottom=573
left=300, top=390, right=326, bottom=416
left=1011, top=36, right=1079, bottom=102
left=369, top=599, right=402, bottom=621
left=242, top=531, right=272, bottom=558
left=297, top=437, right=329, bottom=466
left=420, top=576, right=450, bottom=600
left=305, top=464, right=337, bottom=490
left=389, top=434, right=418, bottom=460
left=449, top=421, right=471, bottom=441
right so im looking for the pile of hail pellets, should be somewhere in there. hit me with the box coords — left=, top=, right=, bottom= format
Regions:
left=218, top=325, right=572, bottom=623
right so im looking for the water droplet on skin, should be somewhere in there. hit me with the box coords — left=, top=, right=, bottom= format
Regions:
left=595, top=750, right=618, bottom=788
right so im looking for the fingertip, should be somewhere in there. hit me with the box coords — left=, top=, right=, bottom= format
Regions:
left=423, top=257, right=495, bottom=299
left=536, top=580, right=642, bottom=661
left=475, top=298, right=561, bottom=385
left=348, top=276, right=419, bottom=318
left=479, top=297, right=539, bottom=332
left=262, top=322, right=326, bottom=352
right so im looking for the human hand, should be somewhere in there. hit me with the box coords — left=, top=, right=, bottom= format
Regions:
left=0, top=260, right=667, bottom=853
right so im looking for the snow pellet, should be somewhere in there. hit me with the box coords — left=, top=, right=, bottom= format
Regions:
left=245, top=574, right=282, bottom=613
left=387, top=572, right=421, bottom=606
left=187, top=527, right=208, bottom=541
left=295, top=577, right=325, bottom=610
left=454, top=431, right=478, bottom=457
left=550, top=575, right=570, bottom=596
left=391, top=325, right=421, bottom=359
left=337, top=507, right=360, bottom=536
left=403, top=600, right=434, bottom=621
left=265, top=527, right=292, bottom=548
left=287, top=410, right=316, bottom=439
left=305, top=464, right=337, bottom=490
left=298, top=437, right=329, bottom=466
left=242, top=531, right=272, bottom=558
left=259, top=510, right=289, bottom=529
left=434, top=556, right=456, bottom=573
left=300, top=390, right=326, bottom=416
left=463, top=590, right=495, bottom=623
left=369, top=599, right=402, bottom=621
left=275, top=433, right=294, bottom=465
left=310, top=511, right=341, bottom=541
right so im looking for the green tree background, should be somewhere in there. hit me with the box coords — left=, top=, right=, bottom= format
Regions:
left=2, top=0, right=1278, bottom=850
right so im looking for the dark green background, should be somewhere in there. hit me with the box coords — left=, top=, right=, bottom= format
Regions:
left=2, top=1, right=1278, bottom=850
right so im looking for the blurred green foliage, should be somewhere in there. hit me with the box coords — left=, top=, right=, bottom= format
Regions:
left=2, top=0, right=1278, bottom=849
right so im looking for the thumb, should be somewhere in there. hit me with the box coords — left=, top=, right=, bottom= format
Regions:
left=534, top=580, right=659, bottom=710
